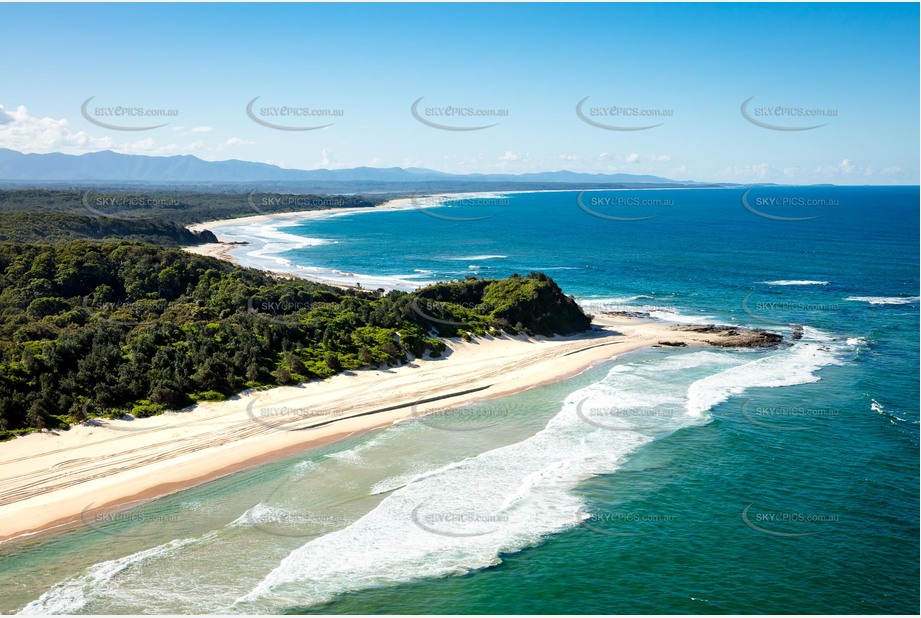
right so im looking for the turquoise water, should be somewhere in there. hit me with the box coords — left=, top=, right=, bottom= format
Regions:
left=1, top=187, right=917, bottom=614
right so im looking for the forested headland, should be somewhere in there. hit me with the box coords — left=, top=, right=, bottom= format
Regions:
left=0, top=237, right=590, bottom=440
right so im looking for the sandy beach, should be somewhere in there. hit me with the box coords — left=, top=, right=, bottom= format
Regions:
left=0, top=313, right=770, bottom=543
left=0, top=199, right=783, bottom=544
left=183, top=192, right=516, bottom=287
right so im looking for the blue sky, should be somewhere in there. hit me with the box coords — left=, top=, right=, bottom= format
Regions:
left=1, top=2, right=917, bottom=184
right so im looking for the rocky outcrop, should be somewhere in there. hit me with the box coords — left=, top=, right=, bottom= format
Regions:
left=670, top=324, right=783, bottom=348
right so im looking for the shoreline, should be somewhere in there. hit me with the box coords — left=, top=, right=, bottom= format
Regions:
left=0, top=190, right=784, bottom=545
left=182, top=187, right=738, bottom=290
left=0, top=315, right=778, bottom=544
left=185, top=193, right=495, bottom=288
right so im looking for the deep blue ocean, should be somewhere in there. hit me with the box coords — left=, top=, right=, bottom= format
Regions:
left=2, top=187, right=917, bottom=615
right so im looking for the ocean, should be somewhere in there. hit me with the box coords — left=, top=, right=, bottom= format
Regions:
left=1, top=186, right=918, bottom=614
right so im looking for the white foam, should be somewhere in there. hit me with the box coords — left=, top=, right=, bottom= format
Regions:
left=18, top=536, right=205, bottom=615
left=763, top=280, right=829, bottom=286
left=22, top=334, right=853, bottom=614
left=236, top=341, right=845, bottom=610
left=647, top=309, right=716, bottom=325
left=290, top=265, right=434, bottom=292
left=441, top=255, right=508, bottom=261
left=235, top=388, right=654, bottom=609
left=368, top=465, right=438, bottom=496
left=577, top=296, right=684, bottom=318
left=325, top=430, right=396, bottom=464
left=233, top=504, right=298, bottom=527
left=844, top=296, right=919, bottom=305
left=870, top=398, right=918, bottom=425
left=685, top=328, right=846, bottom=417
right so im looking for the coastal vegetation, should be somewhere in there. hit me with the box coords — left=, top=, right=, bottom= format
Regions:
left=0, top=189, right=381, bottom=225
left=0, top=212, right=217, bottom=246
left=0, top=239, right=590, bottom=439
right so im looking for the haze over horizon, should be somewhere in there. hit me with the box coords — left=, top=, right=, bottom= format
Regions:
left=0, top=2, right=918, bottom=185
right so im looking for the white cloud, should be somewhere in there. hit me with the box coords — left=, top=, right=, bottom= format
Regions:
left=498, top=150, right=530, bottom=162
left=0, top=104, right=115, bottom=153
left=600, top=152, right=670, bottom=165
left=172, top=125, right=214, bottom=136
left=724, top=162, right=776, bottom=179
left=216, top=137, right=253, bottom=149
left=0, top=104, right=221, bottom=157
left=811, top=159, right=874, bottom=179
left=838, top=159, right=856, bottom=174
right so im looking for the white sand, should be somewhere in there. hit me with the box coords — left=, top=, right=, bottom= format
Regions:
left=0, top=315, right=746, bottom=541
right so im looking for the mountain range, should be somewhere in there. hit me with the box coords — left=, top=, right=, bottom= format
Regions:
left=0, top=148, right=685, bottom=187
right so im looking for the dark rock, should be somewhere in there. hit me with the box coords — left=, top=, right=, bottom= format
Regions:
left=671, top=324, right=783, bottom=348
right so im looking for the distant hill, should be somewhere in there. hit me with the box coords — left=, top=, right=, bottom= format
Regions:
left=0, top=148, right=680, bottom=186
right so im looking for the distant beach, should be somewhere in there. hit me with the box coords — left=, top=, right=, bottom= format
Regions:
left=185, top=192, right=510, bottom=288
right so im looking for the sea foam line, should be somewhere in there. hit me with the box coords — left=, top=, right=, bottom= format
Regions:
left=763, top=280, right=829, bottom=286
left=17, top=535, right=210, bottom=615
left=844, top=296, right=919, bottom=305
left=234, top=332, right=849, bottom=611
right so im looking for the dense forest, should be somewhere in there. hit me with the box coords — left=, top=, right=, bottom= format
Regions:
left=0, top=212, right=218, bottom=245
left=0, top=189, right=381, bottom=225
left=0, top=241, right=590, bottom=439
